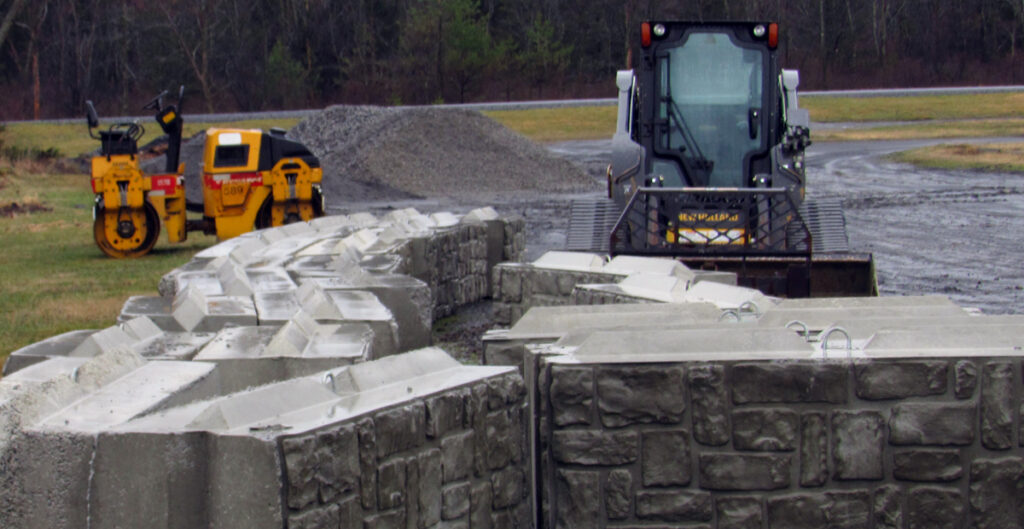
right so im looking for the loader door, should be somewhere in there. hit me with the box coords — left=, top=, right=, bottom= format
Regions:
left=651, top=28, right=769, bottom=188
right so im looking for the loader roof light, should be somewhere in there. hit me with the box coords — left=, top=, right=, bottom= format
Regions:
left=641, top=22, right=652, bottom=47
left=753, top=25, right=766, bottom=38
left=218, top=132, right=242, bottom=146
left=652, top=24, right=666, bottom=38
left=768, top=23, right=779, bottom=49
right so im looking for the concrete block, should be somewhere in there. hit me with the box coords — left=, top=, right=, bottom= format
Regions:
left=614, top=273, right=690, bottom=302
left=130, top=330, right=216, bottom=361
left=69, top=325, right=136, bottom=358
left=173, top=271, right=225, bottom=296
left=217, top=260, right=254, bottom=296
left=462, top=207, right=500, bottom=223
left=682, top=280, right=774, bottom=311
left=119, top=295, right=184, bottom=331
left=2, top=329, right=95, bottom=376
left=226, top=236, right=270, bottom=265
left=246, top=267, right=297, bottom=293
left=38, top=361, right=218, bottom=432
left=2, top=356, right=90, bottom=384
left=532, top=251, right=607, bottom=273
left=864, top=324, right=1024, bottom=357
left=430, top=212, right=460, bottom=227
left=253, top=290, right=300, bottom=326
left=172, top=285, right=258, bottom=333
left=604, top=255, right=694, bottom=279
left=341, top=228, right=380, bottom=253
left=194, top=234, right=263, bottom=260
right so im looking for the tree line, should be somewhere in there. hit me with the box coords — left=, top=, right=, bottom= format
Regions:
left=1, top=0, right=1023, bottom=120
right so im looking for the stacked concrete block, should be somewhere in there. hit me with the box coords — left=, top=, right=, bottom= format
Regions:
left=1, top=348, right=528, bottom=529
left=482, top=302, right=726, bottom=368
left=491, top=251, right=741, bottom=325
left=524, top=292, right=1024, bottom=529
left=1, top=208, right=529, bottom=529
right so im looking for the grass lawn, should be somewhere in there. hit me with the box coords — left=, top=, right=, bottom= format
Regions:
left=0, top=163, right=217, bottom=362
left=888, top=142, right=1024, bottom=172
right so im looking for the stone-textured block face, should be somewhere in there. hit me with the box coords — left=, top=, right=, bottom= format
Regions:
left=854, top=361, right=947, bottom=400
left=283, top=434, right=319, bottom=510
left=731, top=363, right=847, bottom=404
left=314, top=425, right=359, bottom=503
left=375, top=403, right=426, bottom=459
left=441, top=482, right=469, bottom=520
left=980, top=362, right=1015, bottom=449
left=378, top=458, right=406, bottom=510
left=418, top=449, right=443, bottom=527
left=441, top=431, right=473, bottom=483
left=955, top=360, right=978, bottom=399
left=635, top=490, right=712, bottom=522
left=552, top=429, right=639, bottom=465
left=766, top=491, right=869, bottom=529
left=489, top=466, right=523, bottom=510
left=969, top=457, right=1024, bottom=529
left=549, top=366, right=594, bottom=427
left=689, top=365, right=730, bottom=446
left=799, top=412, right=828, bottom=487
left=716, top=496, right=762, bottom=529
left=893, top=449, right=962, bottom=482
left=537, top=356, right=1024, bottom=529
left=604, top=469, right=632, bottom=519
left=555, top=469, right=600, bottom=529
left=889, top=403, right=976, bottom=446
left=597, top=365, right=686, bottom=427
left=699, top=454, right=790, bottom=491
left=641, top=429, right=691, bottom=487
left=874, top=485, right=902, bottom=529
left=484, top=408, right=520, bottom=470
left=277, top=374, right=527, bottom=529
left=732, top=408, right=798, bottom=451
left=426, top=391, right=465, bottom=439
left=832, top=411, right=884, bottom=480
left=905, top=487, right=964, bottom=529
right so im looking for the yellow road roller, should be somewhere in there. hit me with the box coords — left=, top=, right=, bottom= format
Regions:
left=85, top=89, right=324, bottom=258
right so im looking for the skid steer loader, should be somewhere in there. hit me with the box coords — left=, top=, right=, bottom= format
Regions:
left=85, top=89, right=324, bottom=258
left=567, top=21, right=875, bottom=297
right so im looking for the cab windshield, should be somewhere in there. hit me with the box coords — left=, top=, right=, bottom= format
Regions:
left=655, top=30, right=766, bottom=188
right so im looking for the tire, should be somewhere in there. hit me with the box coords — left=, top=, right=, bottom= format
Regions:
left=93, top=201, right=160, bottom=258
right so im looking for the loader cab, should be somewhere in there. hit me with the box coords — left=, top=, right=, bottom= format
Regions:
left=634, top=22, right=780, bottom=189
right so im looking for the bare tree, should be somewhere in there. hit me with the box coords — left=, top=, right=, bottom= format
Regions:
left=0, top=0, right=29, bottom=55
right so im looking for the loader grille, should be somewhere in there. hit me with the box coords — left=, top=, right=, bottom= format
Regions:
left=609, top=187, right=812, bottom=258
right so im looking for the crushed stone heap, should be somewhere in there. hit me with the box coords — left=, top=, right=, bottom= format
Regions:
left=288, top=106, right=597, bottom=203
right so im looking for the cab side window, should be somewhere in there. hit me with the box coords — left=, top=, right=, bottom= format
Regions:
left=214, top=145, right=249, bottom=168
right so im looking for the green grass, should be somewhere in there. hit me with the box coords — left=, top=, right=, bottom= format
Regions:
left=0, top=166, right=216, bottom=363
left=3, top=118, right=302, bottom=158
left=812, top=118, right=1024, bottom=142
left=484, top=106, right=617, bottom=142
left=801, top=92, right=1024, bottom=122
left=888, top=142, right=1024, bottom=172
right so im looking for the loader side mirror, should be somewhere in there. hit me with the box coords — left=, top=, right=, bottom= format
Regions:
left=86, top=101, right=99, bottom=129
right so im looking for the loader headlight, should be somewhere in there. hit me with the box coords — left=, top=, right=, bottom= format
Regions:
left=753, top=25, right=766, bottom=38
left=653, top=24, right=666, bottom=37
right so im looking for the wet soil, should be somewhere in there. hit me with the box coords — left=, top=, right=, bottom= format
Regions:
left=357, top=137, right=1024, bottom=316
left=0, top=201, right=51, bottom=218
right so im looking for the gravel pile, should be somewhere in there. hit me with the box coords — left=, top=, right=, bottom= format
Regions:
left=288, top=106, right=596, bottom=203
